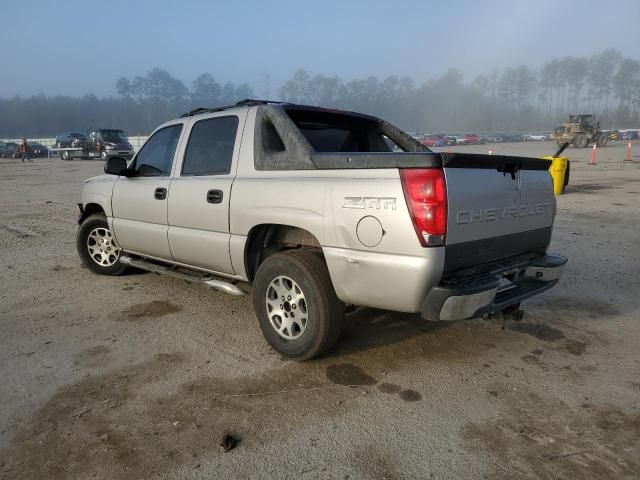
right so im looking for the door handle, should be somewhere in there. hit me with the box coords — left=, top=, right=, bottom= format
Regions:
left=154, top=187, right=167, bottom=200
left=207, top=189, right=223, bottom=204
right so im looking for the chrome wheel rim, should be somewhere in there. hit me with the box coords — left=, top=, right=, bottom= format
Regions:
left=266, top=275, right=308, bottom=340
left=86, top=227, right=120, bottom=267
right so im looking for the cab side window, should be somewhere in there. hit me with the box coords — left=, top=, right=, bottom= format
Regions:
left=134, top=124, right=182, bottom=177
left=182, top=116, right=239, bottom=176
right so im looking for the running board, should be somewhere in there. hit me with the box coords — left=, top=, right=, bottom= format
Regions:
left=119, top=256, right=245, bottom=296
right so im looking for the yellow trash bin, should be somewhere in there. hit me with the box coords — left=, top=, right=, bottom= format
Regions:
left=542, top=155, right=568, bottom=195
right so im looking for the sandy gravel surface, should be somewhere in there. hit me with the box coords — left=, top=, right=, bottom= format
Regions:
left=0, top=141, right=639, bottom=479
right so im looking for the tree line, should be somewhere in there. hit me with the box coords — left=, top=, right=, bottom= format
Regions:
left=0, top=69, right=255, bottom=138
left=278, top=49, right=640, bottom=133
left=1, top=49, right=639, bottom=138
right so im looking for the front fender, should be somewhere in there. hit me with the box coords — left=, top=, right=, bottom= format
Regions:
left=79, top=174, right=117, bottom=220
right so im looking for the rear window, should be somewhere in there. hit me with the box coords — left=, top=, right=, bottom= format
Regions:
left=285, top=108, right=401, bottom=153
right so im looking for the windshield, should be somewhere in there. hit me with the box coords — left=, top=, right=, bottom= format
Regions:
left=70, top=132, right=85, bottom=138
left=101, top=129, right=126, bottom=143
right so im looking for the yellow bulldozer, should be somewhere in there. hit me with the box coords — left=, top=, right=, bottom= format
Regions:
left=551, top=114, right=609, bottom=148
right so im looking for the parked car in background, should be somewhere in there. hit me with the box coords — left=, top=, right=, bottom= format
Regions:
left=1, top=140, right=48, bottom=158
left=463, top=133, right=482, bottom=144
left=501, top=133, right=525, bottom=142
left=620, top=131, right=638, bottom=140
left=450, top=135, right=467, bottom=145
left=55, top=132, right=86, bottom=148
left=524, top=134, right=547, bottom=141
left=420, top=134, right=447, bottom=147
left=438, top=135, right=456, bottom=146
left=28, top=142, right=49, bottom=157
left=1, top=142, right=19, bottom=158
left=486, top=135, right=504, bottom=143
left=419, top=136, right=436, bottom=147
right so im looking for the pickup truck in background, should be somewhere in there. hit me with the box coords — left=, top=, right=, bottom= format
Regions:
left=57, top=128, right=134, bottom=160
left=85, top=128, right=135, bottom=160
left=76, top=99, right=566, bottom=360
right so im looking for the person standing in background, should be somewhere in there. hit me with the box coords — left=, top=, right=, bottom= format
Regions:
left=19, top=138, right=32, bottom=162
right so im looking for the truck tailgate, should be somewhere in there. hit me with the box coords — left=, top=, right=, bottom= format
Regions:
left=443, top=153, right=554, bottom=272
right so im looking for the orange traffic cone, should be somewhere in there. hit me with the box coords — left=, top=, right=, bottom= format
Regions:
left=589, top=144, right=597, bottom=165
left=625, top=142, right=632, bottom=162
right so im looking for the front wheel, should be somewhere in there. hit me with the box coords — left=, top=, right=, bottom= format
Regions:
left=253, top=249, right=344, bottom=360
left=100, top=150, right=108, bottom=160
left=575, top=135, right=588, bottom=148
left=77, top=213, right=128, bottom=275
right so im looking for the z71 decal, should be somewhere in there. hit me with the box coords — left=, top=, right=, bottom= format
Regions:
left=342, top=197, right=397, bottom=210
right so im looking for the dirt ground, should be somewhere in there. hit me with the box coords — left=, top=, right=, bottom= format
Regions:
left=0, top=141, right=639, bottom=480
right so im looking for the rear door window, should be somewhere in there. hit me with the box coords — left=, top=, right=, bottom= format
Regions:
left=181, top=116, right=239, bottom=176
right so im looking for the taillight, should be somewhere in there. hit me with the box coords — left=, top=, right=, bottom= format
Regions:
left=399, top=168, right=447, bottom=247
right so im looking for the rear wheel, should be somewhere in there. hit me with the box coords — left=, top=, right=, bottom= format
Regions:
left=598, top=133, right=608, bottom=147
left=62, top=150, right=71, bottom=160
left=77, top=213, right=128, bottom=275
left=575, top=134, right=588, bottom=148
left=253, top=249, right=344, bottom=360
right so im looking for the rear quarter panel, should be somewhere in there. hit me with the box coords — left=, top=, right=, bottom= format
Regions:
left=232, top=161, right=444, bottom=311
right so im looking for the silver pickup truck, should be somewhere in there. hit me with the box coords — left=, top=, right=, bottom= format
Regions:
left=76, top=99, right=566, bottom=360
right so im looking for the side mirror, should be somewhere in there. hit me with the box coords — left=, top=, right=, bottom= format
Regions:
left=104, top=156, right=131, bottom=176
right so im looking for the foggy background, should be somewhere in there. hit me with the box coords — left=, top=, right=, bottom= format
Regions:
left=1, top=0, right=639, bottom=136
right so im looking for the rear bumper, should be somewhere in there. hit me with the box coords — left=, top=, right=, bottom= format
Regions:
left=421, top=253, right=566, bottom=321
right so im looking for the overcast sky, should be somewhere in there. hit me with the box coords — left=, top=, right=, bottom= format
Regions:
left=1, top=0, right=639, bottom=98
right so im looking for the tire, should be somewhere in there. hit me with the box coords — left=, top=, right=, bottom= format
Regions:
left=598, top=134, right=608, bottom=147
left=253, top=249, right=345, bottom=360
left=62, top=150, right=71, bottom=161
left=575, top=135, right=588, bottom=148
left=77, top=213, right=128, bottom=276
left=100, top=150, right=108, bottom=160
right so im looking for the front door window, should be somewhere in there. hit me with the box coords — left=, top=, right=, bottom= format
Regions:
left=134, top=124, right=182, bottom=177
